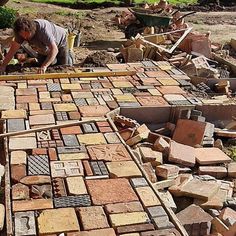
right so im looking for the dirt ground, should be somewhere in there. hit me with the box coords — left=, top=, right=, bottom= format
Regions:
left=4, top=0, right=236, bottom=64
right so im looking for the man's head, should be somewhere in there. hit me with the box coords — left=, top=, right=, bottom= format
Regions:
left=13, top=17, right=37, bottom=41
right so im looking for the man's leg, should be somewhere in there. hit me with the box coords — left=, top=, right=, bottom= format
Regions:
left=57, top=46, right=69, bottom=65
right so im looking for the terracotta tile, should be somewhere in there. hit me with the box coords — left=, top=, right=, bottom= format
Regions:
left=136, top=96, right=169, bottom=106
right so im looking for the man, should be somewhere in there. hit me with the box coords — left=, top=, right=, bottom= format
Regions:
left=0, top=17, right=68, bottom=73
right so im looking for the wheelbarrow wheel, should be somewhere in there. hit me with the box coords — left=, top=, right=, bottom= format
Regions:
left=124, top=23, right=143, bottom=39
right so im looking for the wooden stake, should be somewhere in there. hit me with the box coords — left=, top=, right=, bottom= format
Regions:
left=0, top=70, right=136, bottom=81
left=0, top=118, right=107, bottom=138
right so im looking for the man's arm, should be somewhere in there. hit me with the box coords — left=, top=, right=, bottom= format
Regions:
left=38, top=41, right=58, bottom=74
left=0, top=40, right=21, bottom=72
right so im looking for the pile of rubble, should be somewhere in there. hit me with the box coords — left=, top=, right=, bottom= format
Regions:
left=114, top=112, right=236, bottom=235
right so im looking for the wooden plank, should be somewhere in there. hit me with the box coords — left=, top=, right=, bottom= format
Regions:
left=0, top=70, right=136, bottom=81
left=215, top=128, right=236, bottom=138
left=0, top=118, right=107, bottom=138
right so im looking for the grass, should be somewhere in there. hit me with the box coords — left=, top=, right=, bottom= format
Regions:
left=31, top=0, right=197, bottom=6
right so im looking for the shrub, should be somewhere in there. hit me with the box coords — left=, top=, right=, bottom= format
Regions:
left=0, top=6, right=17, bottom=29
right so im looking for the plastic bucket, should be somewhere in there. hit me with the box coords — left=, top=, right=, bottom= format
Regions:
left=67, top=33, right=76, bottom=50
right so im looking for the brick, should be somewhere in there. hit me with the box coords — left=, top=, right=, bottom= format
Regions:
left=66, top=177, right=87, bottom=195
left=11, top=151, right=27, bottom=165
left=52, top=178, right=67, bottom=197
left=68, top=111, right=81, bottom=120
left=13, top=199, right=53, bottom=212
left=126, top=132, right=149, bottom=146
left=62, top=134, right=79, bottom=146
left=29, top=114, right=55, bottom=125
left=16, top=88, right=37, bottom=96
left=152, top=216, right=173, bottom=230
left=135, top=186, right=161, bottom=207
left=11, top=164, right=26, bottom=183
left=169, top=141, right=196, bottom=167
left=198, top=166, right=227, bottom=179
left=32, top=148, right=47, bottom=155
left=59, top=153, right=89, bottom=161
left=147, top=206, right=168, bottom=218
left=54, top=103, right=77, bottom=112
left=228, top=162, right=236, bottom=178
left=90, top=161, right=109, bottom=176
left=106, top=161, right=142, bottom=178
left=77, top=133, right=107, bottom=145
left=67, top=228, right=116, bottom=236
left=153, top=137, right=170, bottom=152
left=109, top=212, right=150, bottom=227
left=16, top=95, right=38, bottom=103
left=86, top=178, right=138, bottom=205
left=61, top=83, right=81, bottom=90
left=195, top=148, right=231, bottom=165
left=20, top=175, right=51, bottom=185
left=72, top=91, right=94, bottom=99
left=139, top=147, right=163, bottom=165
left=116, top=223, right=155, bottom=234
left=142, top=162, right=157, bottom=183
left=156, top=164, right=179, bottom=180
left=218, top=207, right=236, bottom=226
left=105, top=202, right=143, bottom=214
left=104, top=132, right=120, bottom=144
left=57, top=146, right=86, bottom=154
left=86, top=97, right=99, bottom=106
left=7, top=118, right=25, bottom=132
left=106, top=100, right=119, bottom=109
left=47, top=83, right=61, bottom=92
left=83, top=160, right=93, bottom=176
left=211, top=217, right=229, bottom=235
left=48, top=148, right=58, bottom=161
left=173, top=119, right=206, bottom=147
left=0, top=86, right=15, bottom=110
left=12, top=183, right=29, bottom=200
left=140, top=229, right=181, bottom=236
left=1, top=109, right=27, bottom=119
left=14, top=211, right=36, bottom=236
left=78, top=206, right=109, bottom=230
left=79, top=105, right=109, bottom=117
left=28, top=155, right=50, bottom=175
left=62, top=94, right=73, bottom=102
left=82, top=122, right=98, bottom=133
left=130, top=177, right=149, bottom=188
left=157, top=86, right=186, bottom=95
left=54, top=195, right=91, bottom=208
left=37, top=208, right=80, bottom=234
left=176, top=204, right=212, bottom=236
left=136, top=96, right=169, bottom=106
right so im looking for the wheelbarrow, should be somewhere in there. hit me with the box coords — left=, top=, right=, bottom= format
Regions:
left=124, top=8, right=195, bottom=39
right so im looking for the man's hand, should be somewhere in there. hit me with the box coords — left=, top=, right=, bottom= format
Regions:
left=37, top=65, right=47, bottom=74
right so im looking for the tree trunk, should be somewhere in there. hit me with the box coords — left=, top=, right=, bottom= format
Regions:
left=0, top=0, right=9, bottom=6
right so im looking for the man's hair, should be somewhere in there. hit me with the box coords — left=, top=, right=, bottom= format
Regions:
left=13, top=17, right=36, bottom=35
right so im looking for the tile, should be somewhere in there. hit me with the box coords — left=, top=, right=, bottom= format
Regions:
left=68, top=111, right=81, bottom=120
left=47, top=83, right=62, bottom=92
left=130, top=178, right=149, bottom=188
left=14, top=211, right=36, bottom=236
left=77, top=133, right=107, bottom=145
left=11, top=151, right=27, bottom=165
left=54, top=195, right=91, bottom=208
left=61, top=83, right=82, bottom=90
left=58, top=153, right=89, bottom=161
left=136, top=187, right=161, bottom=207
left=136, top=96, right=169, bottom=106
left=29, top=114, right=55, bottom=126
left=56, top=111, right=68, bottom=121
left=57, top=146, right=86, bottom=154
left=117, top=224, right=155, bottom=235
left=79, top=105, right=109, bottom=117
left=9, top=137, right=37, bottom=150
left=37, top=130, right=51, bottom=141
left=16, top=88, right=37, bottom=96
left=86, top=98, right=99, bottom=106
left=106, top=161, right=142, bottom=178
left=0, top=86, right=15, bottom=110
left=37, top=208, right=80, bottom=234
left=54, top=103, right=77, bottom=112
left=78, top=206, right=109, bottom=230
left=157, top=78, right=179, bottom=86
left=104, top=132, right=120, bottom=144
left=82, top=123, right=98, bottom=133
left=7, top=119, right=25, bottom=132
left=105, top=202, right=144, bottom=214
left=87, top=144, right=132, bottom=162
left=16, top=95, right=38, bottom=104
left=52, top=178, right=67, bottom=197
left=28, top=155, right=50, bottom=175
left=66, top=176, right=87, bottom=195
left=1, top=110, right=27, bottom=119
left=157, top=86, right=186, bottom=95
left=86, top=178, right=138, bottom=205
left=114, top=94, right=137, bottom=103
left=112, top=81, right=133, bottom=88
left=62, top=135, right=79, bottom=146
left=51, top=160, right=84, bottom=177
left=72, top=91, right=94, bottom=99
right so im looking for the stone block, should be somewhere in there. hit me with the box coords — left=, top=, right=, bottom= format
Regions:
left=86, top=178, right=138, bottom=205
left=106, top=161, right=142, bottom=178
left=195, top=148, right=231, bottom=165
left=66, top=176, right=87, bottom=195
left=156, top=164, right=179, bottom=180
left=37, top=208, right=80, bottom=234
left=116, top=223, right=155, bottom=234
left=228, top=162, right=236, bottom=178
left=105, top=202, right=143, bottom=214
left=78, top=206, right=109, bottom=230
left=135, top=186, right=161, bottom=207
left=109, top=212, right=150, bottom=227
left=77, top=133, right=107, bottom=145
left=198, top=166, right=227, bottom=179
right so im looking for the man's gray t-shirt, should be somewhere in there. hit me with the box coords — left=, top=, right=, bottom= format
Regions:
left=16, top=19, right=67, bottom=55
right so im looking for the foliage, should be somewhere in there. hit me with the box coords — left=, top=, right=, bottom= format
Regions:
left=228, top=146, right=236, bottom=161
left=0, top=6, right=17, bottom=29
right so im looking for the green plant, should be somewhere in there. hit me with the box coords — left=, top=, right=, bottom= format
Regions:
left=228, top=146, right=236, bottom=161
left=0, top=6, right=17, bottom=29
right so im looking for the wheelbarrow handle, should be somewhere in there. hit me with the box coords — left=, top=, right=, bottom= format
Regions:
left=176, top=11, right=196, bottom=22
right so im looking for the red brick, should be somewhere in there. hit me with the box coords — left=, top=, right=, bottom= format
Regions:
left=198, top=166, right=227, bottom=179
left=32, top=148, right=47, bottom=155
left=140, top=229, right=181, bottom=236
left=60, top=126, right=82, bottom=135
left=82, top=160, right=93, bottom=176
left=117, top=223, right=155, bottom=234
left=98, top=126, right=113, bottom=133
left=16, top=95, right=38, bottom=104
left=11, top=164, right=26, bottom=183
left=48, top=148, right=58, bottom=161
left=68, top=111, right=81, bottom=120
left=79, top=105, right=110, bottom=117
left=106, top=100, right=119, bottom=110
left=62, top=94, right=73, bottom=102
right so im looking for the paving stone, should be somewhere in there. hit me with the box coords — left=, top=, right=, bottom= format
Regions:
left=105, top=202, right=144, bottom=214
left=57, top=145, right=86, bottom=154
left=86, top=97, right=99, bottom=106
left=147, top=206, right=168, bottom=218
left=37, top=208, right=80, bottom=234
left=54, top=103, right=77, bottom=112
left=86, top=178, right=138, bottom=205
left=68, top=111, right=81, bottom=120
left=29, top=114, right=55, bottom=126
left=157, top=86, right=186, bottom=95
left=56, top=111, right=68, bottom=121
left=11, top=151, right=27, bottom=165
left=74, top=98, right=88, bottom=106
left=87, top=144, right=132, bottom=162
left=72, top=91, right=94, bottom=99
left=112, top=81, right=133, bottom=88
left=83, top=160, right=93, bottom=176
left=82, top=122, right=98, bottom=133
left=66, top=176, right=87, bottom=195
left=16, top=95, right=38, bottom=104
left=0, top=86, right=15, bottom=110
left=173, top=119, right=206, bottom=147
left=16, top=88, right=37, bottom=96
left=106, top=161, right=142, bottom=178
left=11, top=164, right=26, bottom=183
left=130, top=177, right=149, bottom=188
left=41, top=102, right=53, bottom=110
left=176, top=204, right=212, bottom=236
left=78, top=206, right=109, bottom=230
left=20, top=175, right=51, bottom=185
left=136, top=96, right=169, bottom=106
left=7, top=118, right=25, bottom=132
left=135, top=186, right=161, bottom=207
left=47, top=83, right=62, bottom=91
left=14, top=211, right=36, bottom=236
left=12, top=183, right=30, bottom=200
left=61, top=83, right=82, bottom=90
left=90, top=161, right=109, bottom=176
left=67, top=228, right=116, bottom=236
left=79, top=105, right=109, bottom=117
left=52, top=178, right=67, bottom=197
left=62, top=134, right=79, bottom=146
left=104, top=132, right=120, bottom=144
left=139, top=147, right=163, bottom=165
left=114, top=94, right=137, bottom=103
left=77, top=133, right=107, bottom=145
left=153, top=137, right=170, bottom=153
left=152, top=215, right=173, bottom=230
left=140, top=228, right=181, bottom=236
left=28, top=155, right=50, bottom=176
left=59, top=153, right=89, bottom=161
left=198, top=166, right=227, bottom=179
left=109, top=212, right=150, bottom=227
left=195, top=148, right=231, bottom=165
left=116, top=223, right=155, bottom=234
left=228, top=162, right=236, bottom=178
left=155, top=164, right=179, bottom=180
left=13, top=199, right=53, bottom=212
left=169, top=141, right=196, bottom=167
left=2, top=110, right=27, bottom=119
left=51, top=160, right=84, bottom=177
left=54, top=195, right=91, bottom=208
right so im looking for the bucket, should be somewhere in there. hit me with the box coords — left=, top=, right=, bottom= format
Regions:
left=67, top=33, right=76, bottom=50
